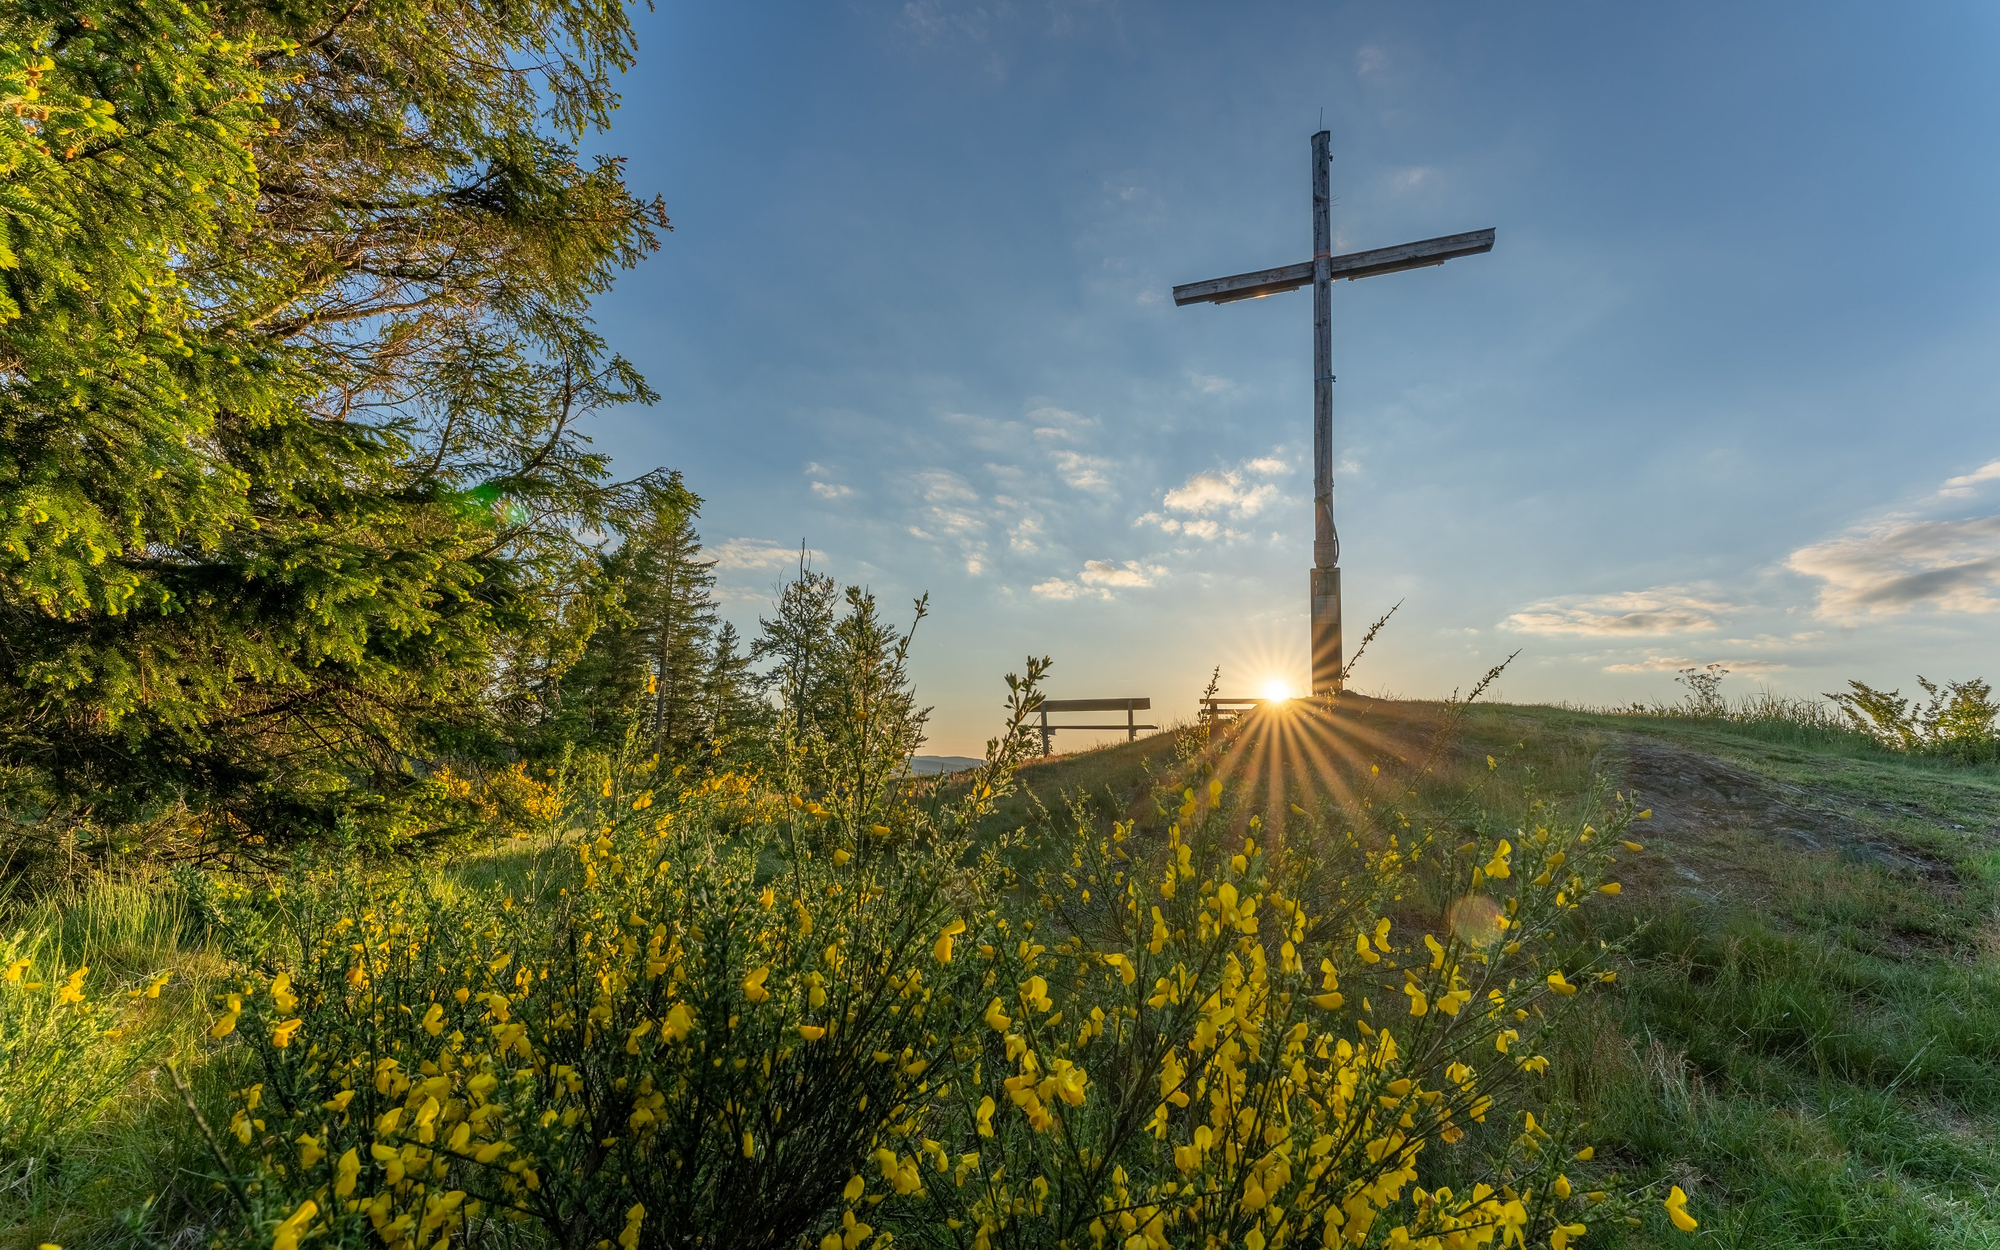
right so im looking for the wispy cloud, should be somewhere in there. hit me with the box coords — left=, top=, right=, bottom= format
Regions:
left=1782, top=456, right=2000, bottom=618
left=1160, top=464, right=1282, bottom=518
left=1053, top=450, right=1112, bottom=491
left=1787, top=514, right=2000, bottom=617
left=915, top=468, right=978, bottom=509
left=1031, top=558, right=1166, bottom=600
left=1007, top=513, right=1044, bottom=553
left=804, top=462, right=856, bottom=501
left=713, top=537, right=815, bottom=571
left=1028, top=406, right=1095, bottom=442
left=1504, top=587, right=1732, bottom=636
left=1936, top=458, right=2000, bottom=499
left=900, top=467, right=995, bottom=576
left=1081, top=559, right=1161, bottom=588
left=1136, top=513, right=1222, bottom=540
left=1132, top=458, right=1291, bottom=542
left=1601, top=655, right=1786, bottom=674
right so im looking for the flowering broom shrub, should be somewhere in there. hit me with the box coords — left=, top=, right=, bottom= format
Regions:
left=189, top=666, right=1048, bottom=1249
left=193, top=675, right=1692, bottom=1249
left=851, top=768, right=1658, bottom=1250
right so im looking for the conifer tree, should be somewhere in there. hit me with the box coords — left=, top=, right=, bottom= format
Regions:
left=702, top=622, right=768, bottom=752
left=537, top=476, right=725, bottom=763
left=813, top=588, right=931, bottom=814
left=753, top=549, right=841, bottom=739
left=0, top=0, right=670, bottom=848
left=627, top=483, right=718, bottom=761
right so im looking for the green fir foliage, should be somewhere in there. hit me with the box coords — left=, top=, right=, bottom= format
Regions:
left=0, top=0, right=671, bottom=854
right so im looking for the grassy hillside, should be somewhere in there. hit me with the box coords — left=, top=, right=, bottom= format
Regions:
left=1002, top=699, right=2000, bottom=1249
left=7, top=697, right=1997, bottom=1249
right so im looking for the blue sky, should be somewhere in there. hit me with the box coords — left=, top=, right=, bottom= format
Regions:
left=584, top=1, right=2000, bottom=754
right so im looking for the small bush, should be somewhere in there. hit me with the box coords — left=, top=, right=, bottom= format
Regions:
left=1828, top=677, right=2000, bottom=763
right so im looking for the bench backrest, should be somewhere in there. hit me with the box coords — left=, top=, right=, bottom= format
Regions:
left=1035, top=697, right=1151, bottom=713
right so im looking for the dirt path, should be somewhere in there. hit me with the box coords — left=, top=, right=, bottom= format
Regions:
left=1609, top=735, right=1954, bottom=880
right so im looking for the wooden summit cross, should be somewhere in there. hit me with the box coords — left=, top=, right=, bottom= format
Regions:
left=1174, top=130, right=1494, bottom=695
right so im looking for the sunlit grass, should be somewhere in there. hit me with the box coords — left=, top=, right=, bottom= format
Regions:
left=10, top=687, right=1997, bottom=1248
left=981, top=695, right=2000, bottom=1247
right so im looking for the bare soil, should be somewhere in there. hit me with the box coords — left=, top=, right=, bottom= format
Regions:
left=1611, top=736, right=1954, bottom=881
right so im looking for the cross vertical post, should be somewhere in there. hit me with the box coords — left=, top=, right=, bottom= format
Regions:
left=1309, top=130, right=1342, bottom=695
left=1171, top=130, right=1493, bottom=700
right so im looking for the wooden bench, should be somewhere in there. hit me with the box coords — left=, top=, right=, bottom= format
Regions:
left=1030, top=697, right=1156, bottom=755
left=1200, top=697, right=1274, bottom=727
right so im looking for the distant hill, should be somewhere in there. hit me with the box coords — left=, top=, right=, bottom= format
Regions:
left=908, top=755, right=986, bottom=776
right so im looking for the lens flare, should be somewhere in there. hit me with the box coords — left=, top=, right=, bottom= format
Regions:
left=1261, top=678, right=1292, bottom=702
left=1447, top=895, right=1506, bottom=948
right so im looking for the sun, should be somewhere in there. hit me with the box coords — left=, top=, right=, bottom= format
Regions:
left=1260, top=677, right=1293, bottom=702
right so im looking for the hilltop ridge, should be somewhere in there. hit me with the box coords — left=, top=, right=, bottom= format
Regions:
left=995, top=699, right=2000, bottom=1248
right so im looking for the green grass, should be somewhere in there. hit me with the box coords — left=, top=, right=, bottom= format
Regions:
left=0, top=842, right=571, bottom=1250
left=1468, top=705, right=2000, bottom=1249
left=0, top=874, right=230, bottom=1250
left=8, top=700, right=1999, bottom=1248
left=982, top=699, right=2000, bottom=1248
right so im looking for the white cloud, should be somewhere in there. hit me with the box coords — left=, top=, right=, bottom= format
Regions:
left=1787, top=514, right=2000, bottom=618
left=805, top=462, right=855, bottom=500
left=1136, top=512, right=1221, bottom=540
left=1601, top=655, right=1787, bottom=674
left=1008, top=514, right=1044, bottom=553
left=1937, top=458, right=2000, bottom=499
left=899, top=468, right=995, bottom=580
left=911, top=469, right=984, bottom=534
left=1188, top=373, right=1233, bottom=396
left=712, top=538, right=815, bottom=571
left=1053, top=450, right=1112, bottom=491
left=1031, top=558, right=1166, bottom=601
left=915, top=469, right=977, bottom=505
left=1504, top=587, right=1732, bottom=637
left=1356, top=45, right=1385, bottom=75
left=1028, top=406, right=1095, bottom=442
left=1079, top=559, right=1163, bottom=589
left=1161, top=467, right=1279, bottom=518
left=1137, top=458, right=1289, bottom=540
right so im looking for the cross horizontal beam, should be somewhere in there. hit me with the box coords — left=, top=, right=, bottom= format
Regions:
left=1172, top=228, right=1495, bottom=307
